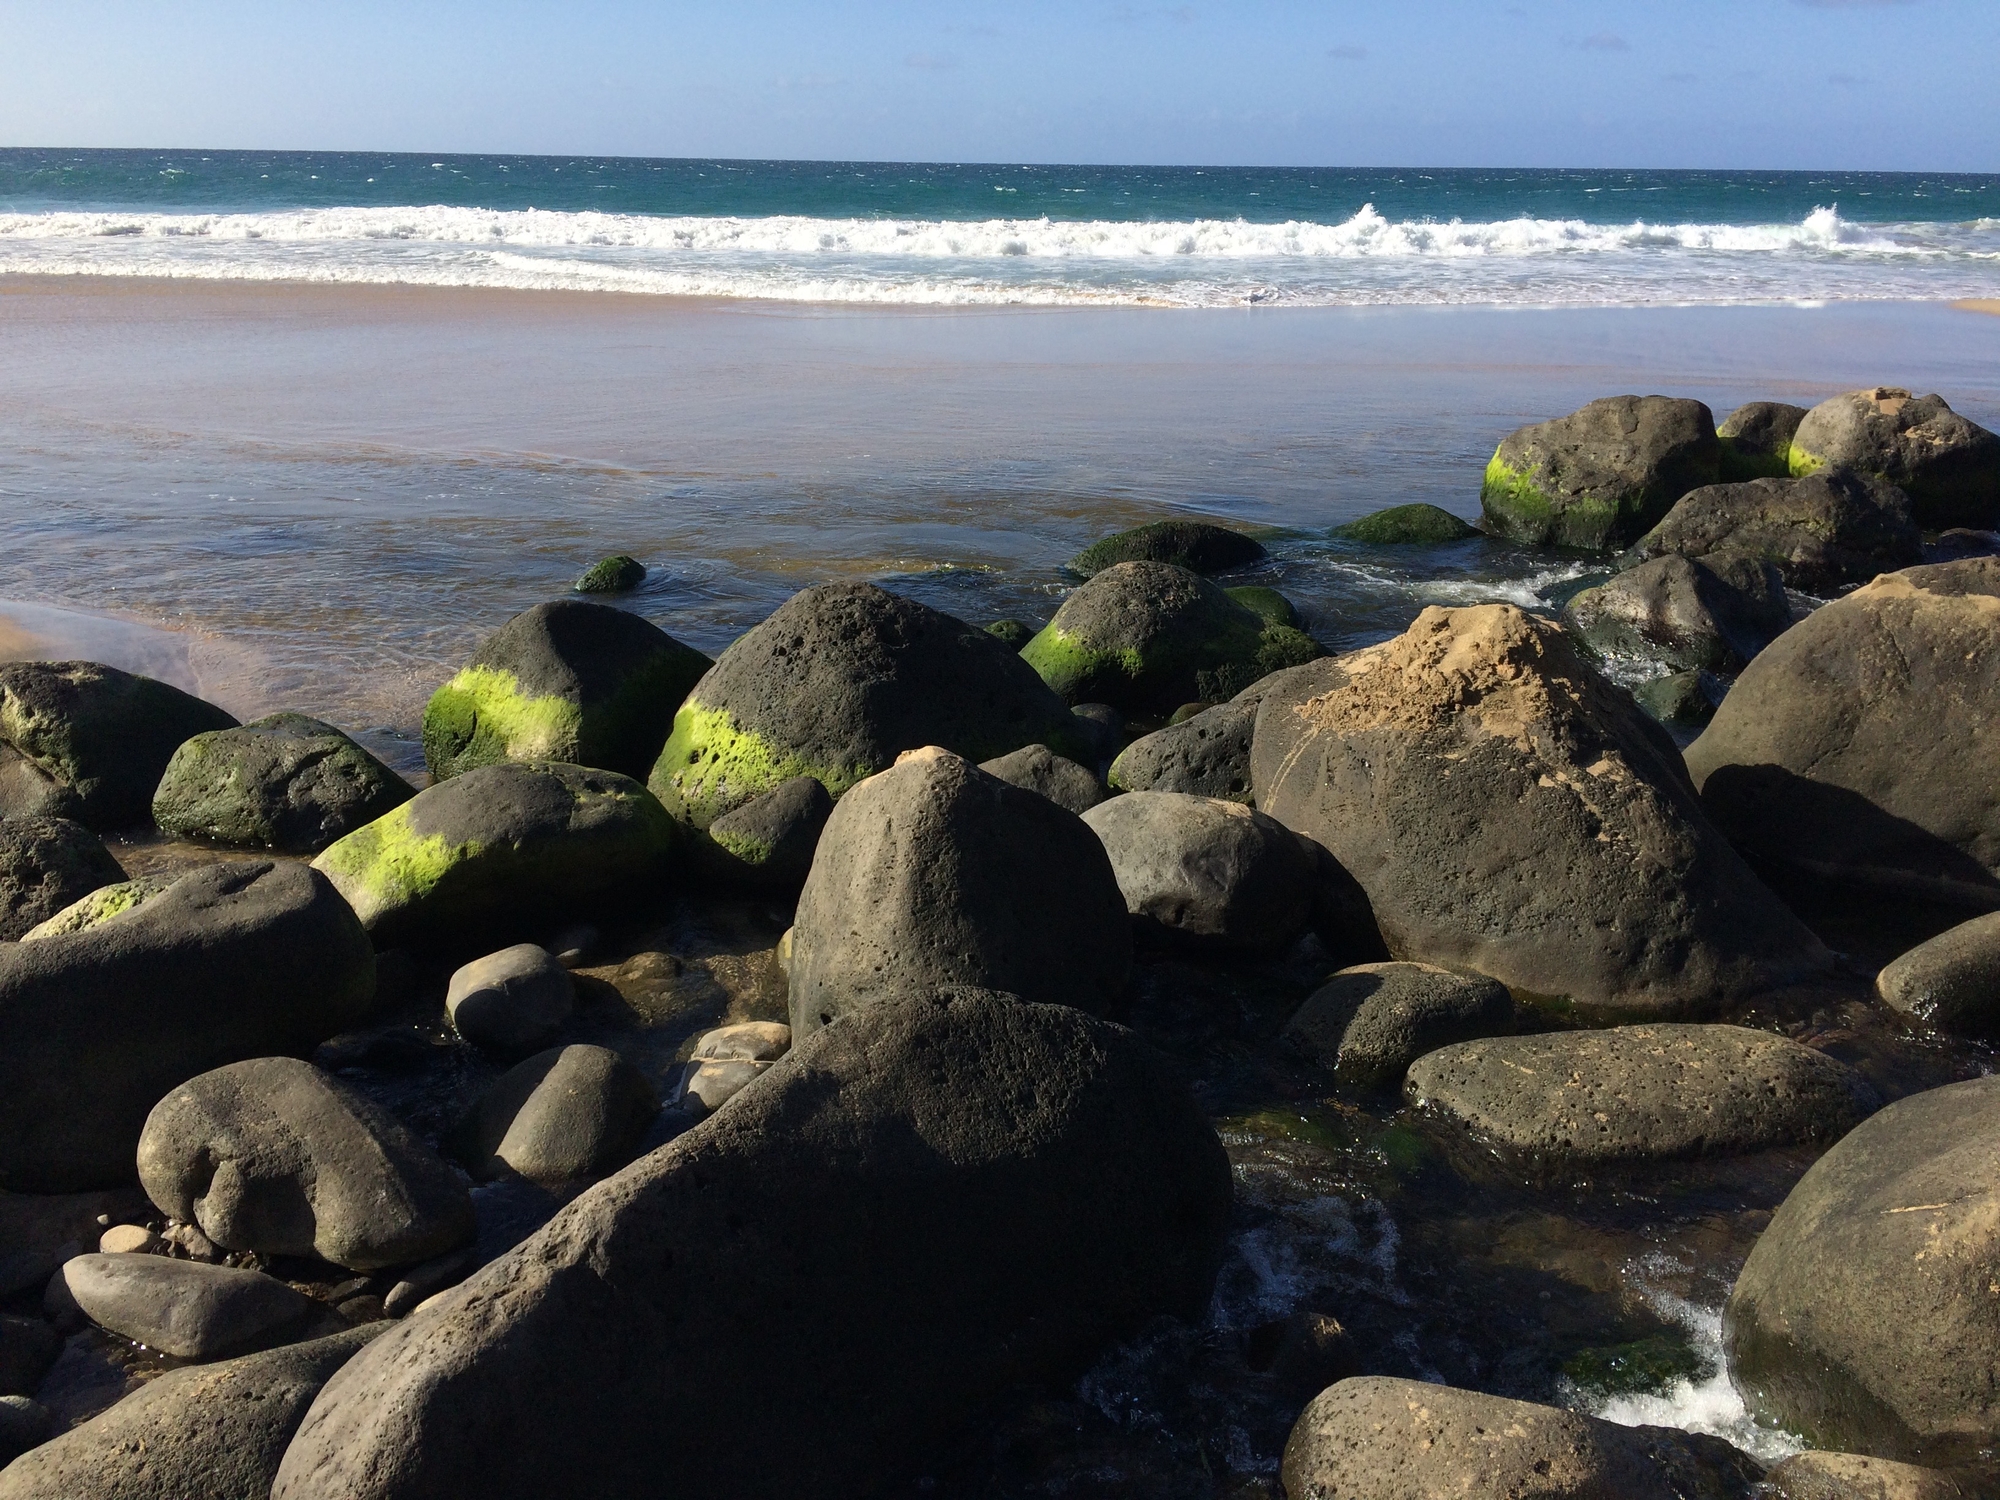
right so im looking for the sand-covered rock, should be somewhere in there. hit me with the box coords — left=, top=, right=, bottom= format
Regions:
left=0, top=862, right=375, bottom=1192
left=54, top=1255, right=319, bottom=1361
left=1282, top=962, right=1513, bottom=1092
left=1251, top=603, right=1831, bottom=1015
left=1789, top=388, right=2000, bottom=530
left=1717, top=400, right=1811, bottom=480
left=0, top=661, right=237, bottom=830
left=1067, top=519, right=1266, bottom=578
left=1685, top=558, right=2000, bottom=910
left=1109, top=699, right=1256, bottom=802
left=1725, top=1074, right=2000, bottom=1463
left=423, top=600, right=710, bottom=782
left=0, top=816, right=123, bottom=942
left=448, top=1044, right=658, bottom=1186
left=1875, top=912, right=2000, bottom=1039
left=976, top=743, right=1105, bottom=814
left=1330, top=503, right=1482, bottom=544
left=788, top=748, right=1129, bottom=1037
left=1566, top=552, right=1793, bottom=673
left=648, top=583, right=1084, bottom=829
left=1629, top=471, right=1921, bottom=595
left=1480, top=395, right=1721, bottom=550
left=153, top=713, right=416, bottom=854
left=701, top=773, right=833, bottom=886
left=270, top=990, right=1232, bottom=1500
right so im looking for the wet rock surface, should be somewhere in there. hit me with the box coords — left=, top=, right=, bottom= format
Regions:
left=1874, top=912, right=2000, bottom=1039
left=445, top=943, right=575, bottom=1056
left=1567, top=551, right=1793, bottom=673
left=448, top=1043, right=658, bottom=1185
left=1283, top=962, right=1513, bottom=1092
left=1067, top=519, right=1267, bottom=578
left=1629, top=470, right=1922, bottom=595
left=1717, top=400, right=1810, bottom=480
left=1762, top=1451, right=1975, bottom=1500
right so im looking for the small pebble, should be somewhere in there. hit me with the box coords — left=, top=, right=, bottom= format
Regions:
left=97, top=1225, right=161, bottom=1256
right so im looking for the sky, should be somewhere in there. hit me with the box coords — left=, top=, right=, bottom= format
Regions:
left=1, top=0, right=1993, bottom=171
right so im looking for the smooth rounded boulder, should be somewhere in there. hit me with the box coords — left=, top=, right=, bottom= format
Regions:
left=449, top=1044, right=659, bottom=1185
left=1283, top=962, right=1513, bottom=1092
left=573, top=554, right=645, bottom=594
left=1566, top=552, right=1793, bottom=673
left=1717, top=399, right=1810, bottom=480
left=1480, top=395, right=1721, bottom=550
left=1081, top=791, right=1313, bottom=954
left=138, top=1056, right=474, bottom=1272
left=0, top=861, right=375, bottom=1192
left=1789, top=388, right=2000, bottom=530
left=313, top=760, right=678, bottom=951
left=1684, top=558, right=2000, bottom=910
left=423, top=600, right=711, bottom=782
left=976, top=743, right=1106, bottom=815
left=1725, top=1075, right=2000, bottom=1463
left=1330, top=502, right=1482, bottom=544
left=152, top=713, right=416, bottom=854
left=1251, top=603, right=1832, bottom=1016
left=0, top=816, right=123, bottom=942
left=0, top=660, right=238, bottom=829
left=55, top=1254, right=319, bottom=1361
left=445, top=943, right=575, bottom=1056
left=1875, top=912, right=2000, bottom=1039
left=1108, top=699, right=1256, bottom=802
left=1066, top=518, right=1266, bottom=578
left=270, top=990, right=1233, bottom=1500
left=701, top=773, right=835, bottom=885
left=788, top=748, right=1130, bottom=1037
left=648, top=583, right=1086, bottom=830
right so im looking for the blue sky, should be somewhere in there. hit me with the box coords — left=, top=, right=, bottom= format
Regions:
left=2, top=0, right=1992, bottom=169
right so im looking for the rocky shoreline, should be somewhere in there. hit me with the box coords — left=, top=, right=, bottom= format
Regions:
left=0, top=384, right=1997, bottom=1498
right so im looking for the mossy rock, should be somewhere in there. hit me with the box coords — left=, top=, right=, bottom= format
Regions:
left=1068, top=520, right=1266, bottom=579
left=1633, top=669, right=1725, bottom=729
left=1788, top=387, right=2000, bottom=530
left=1716, top=401, right=1808, bottom=481
left=1331, top=504, right=1481, bottom=545
left=20, top=874, right=175, bottom=942
left=0, top=816, right=125, bottom=942
left=648, top=583, right=1087, bottom=830
left=574, top=555, right=646, bottom=594
left=1021, top=561, right=1323, bottom=717
left=423, top=600, right=711, bottom=783
left=983, top=619, right=1034, bottom=649
left=1224, top=586, right=1302, bottom=628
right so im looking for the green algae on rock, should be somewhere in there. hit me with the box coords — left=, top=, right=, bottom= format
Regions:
left=1330, top=503, right=1481, bottom=545
left=20, top=874, right=176, bottom=942
left=422, top=600, right=711, bottom=783
left=0, top=817, right=125, bottom=943
left=982, top=619, right=1034, bottom=648
left=573, top=554, right=646, bottom=594
left=1223, top=585, right=1302, bottom=628
left=1716, top=400, right=1809, bottom=481
left=1067, top=519, right=1267, bottom=578
left=1787, top=387, right=2000, bottom=530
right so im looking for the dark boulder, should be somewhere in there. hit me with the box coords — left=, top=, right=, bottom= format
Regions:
left=0, top=1315, right=57, bottom=1398
left=1282, top=962, right=1513, bottom=1091
left=788, top=748, right=1130, bottom=1038
left=1875, top=912, right=2000, bottom=1039
left=1926, top=529, right=2000, bottom=565
left=152, top=713, right=416, bottom=854
left=1566, top=552, right=1794, bottom=673
left=0, top=661, right=237, bottom=830
left=573, top=555, right=645, bottom=594
left=0, top=1189, right=151, bottom=1298
left=1067, top=519, right=1266, bottom=578
left=1330, top=503, right=1482, bottom=544
left=1761, top=1452, right=1973, bottom=1499
left=1480, top=395, right=1721, bottom=551
left=0, top=817, right=123, bottom=942
left=1224, top=585, right=1302, bottom=627
left=0, top=862, right=376, bottom=1192
left=445, top=944, right=574, bottom=1056
left=648, top=583, right=1086, bottom=830
left=702, top=774, right=834, bottom=885
left=53, top=1255, right=319, bottom=1361
left=976, top=744, right=1106, bottom=815
left=982, top=619, right=1034, bottom=649
left=423, top=600, right=711, bottom=783
left=1628, top=470, right=1922, bottom=595
left=0, top=1398, right=51, bottom=1469
left=1789, top=388, right=2000, bottom=530
left=448, top=1044, right=659, bottom=1186
left=1635, top=668, right=1727, bottom=730
left=0, top=745, right=83, bottom=823
left=1717, top=400, right=1810, bottom=480
left=270, top=990, right=1232, bottom=1500
left=1108, top=699, right=1256, bottom=802
left=1251, top=603, right=1831, bottom=1016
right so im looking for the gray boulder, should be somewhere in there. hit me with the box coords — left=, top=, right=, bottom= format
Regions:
left=53, top=1255, right=318, bottom=1361
left=1330, top=503, right=1482, bottom=544
left=1251, top=603, right=1832, bottom=1017
left=1634, top=668, right=1727, bottom=730
left=448, top=1044, right=658, bottom=1186
left=788, top=748, right=1130, bottom=1038
left=445, top=944, right=574, bottom=1056
left=0, top=1316, right=57, bottom=1398
left=1480, top=395, right=1721, bottom=550
left=1067, top=519, right=1266, bottom=578
left=1108, top=699, right=1256, bottom=802
left=1080, top=791, right=1313, bottom=954
left=152, top=713, right=415, bottom=854
left=0, top=745, right=83, bottom=823
left=648, top=583, right=1087, bottom=829
left=1876, top=912, right=2000, bottom=1039
left=0, top=1189, right=150, bottom=1298
left=1718, top=400, right=1810, bottom=480
left=137, top=1056, right=474, bottom=1273
left=1406, top=1024, right=1877, bottom=1172
left=0, top=661, right=237, bottom=830
left=0, top=862, right=376, bottom=1192
left=702, top=774, right=833, bottom=887
left=1685, top=558, right=2000, bottom=910
left=1629, top=471, right=1921, bottom=595
left=423, top=600, right=711, bottom=782
left=0, top=1325, right=378, bottom=1500
left=1927, top=529, right=2000, bottom=564
left=1762, top=1452, right=1974, bottom=1500
left=0, top=817, right=123, bottom=942
left=1789, top=388, right=2000, bottom=530
left=1281, top=1376, right=1764, bottom=1500
left=0, top=1397, right=51, bottom=1469
left=270, top=990, right=1232, bottom=1500
left=1283, top=962, right=1513, bottom=1091
left=678, top=1023, right=792, bottom=1116
left=1725, top=1074, right=2000, bottom=1463
left=976, top=744, right=1105, bottom=815
left=1566, top=552, right=1793, bottom=673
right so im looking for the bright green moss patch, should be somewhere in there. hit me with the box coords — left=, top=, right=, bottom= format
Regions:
left=647, top=701, right=867, bottom=830
left=1480, top=454, right=1624, bottom=549
left=20, top=875, right=175, bottom=941
left=1561, top=1333, right=1706, bottom=1399
left=422, top=666, right=584, bottom=781
left=1020, top=625, right=1146, bottom=702
left=575, top=554, right=646, bottom=594
left=1717, top=437, right=1793, bottom=482
left=313, top=805, right=476, bottom=928
left=1787, top=442, right=1828, bottom=479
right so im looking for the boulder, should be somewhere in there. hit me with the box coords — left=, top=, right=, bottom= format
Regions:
left=270, top=990, right=1232, bottom=1500
left=448, top=1045, right=659, bottom=1186
left=1634, top=668, right=1726, bottom=729
left=1406, top=1024, right=1876, bottom=1172
left=1789, top=389, right=2000, bottom=530
left=976, top=744, right=1105, bottom=815
left=312, top=760, right=678, bottom=952
left=1762, top=1452, right=1973, bottom=1500
left=1067, top=702, right=1126, bottom=764
left=17, top=874, right=174, bottom=941
left=1330, top=502, right=1482, bottom=544
left=0, top=1325, right=379, bottom=1500
left=152, top=714, right=416, bottom=854
left=0, top=817, right=123, bottom=942
left=1684, top=559, right=2000, bottom=910
left=54, top=1255, right=318, bottom=1361
left=0, top=1189, right=151, bottom=1298
left=423, top=600, right=711, bottom=782
left=1283, top=962, right=1513, bottom=1091
left=0, top=1397, right=51, bottom=1469
left=1250, top=604, right=1832, bottom=1016
left=1567, top=552, right=1793, bottom=673
left=1480, top=395, right=1721, bottom=550
left=0, top=1315, right=57, bottom=1397
left=1021, top=561, right=1323, bottom=717
left=0, top=661, right=237, bottom=830
left=702, top=774, right=834, bottom=886
left=1628, top=471, right=1922, bottom=595
left=1875, top=912, right=2000, bottom=1039
left=1281, top=1376, right=1765, bottom=1500
left=1927, top=529, right=2000, bottom=564
left=1108, top=699, right=1256, bottom=802
left=1224, top=585, right=1303, bottom=628
left=445, top=944, right=574, bottom=1056
left=137, top=1056, right=474, bottom=1273
left=787, top=749, right=1130, bottom=1037
left=1067, top=519, right=1266, bottom=578
left=1717, top=400, right=1811, bottom=480
left=676, top=1023, right=792, bottom=1117
left=648, top=583, right=1086, bottom=830
left=1080, top=792, right=1313, bottom=954
left=982, top=619, right=1033, bottom=648
left=0, top=745, right=83, bottom=823
left=1725, top=1074, right=2000, bottom=1463
left=0, top=862, right=376, bottom=1192
left=573, top=555, right=645, bottom=594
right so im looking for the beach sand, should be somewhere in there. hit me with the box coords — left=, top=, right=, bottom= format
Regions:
left=1958, top=298, right=2000, bottom=316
